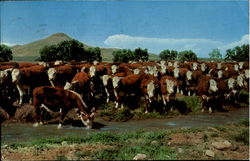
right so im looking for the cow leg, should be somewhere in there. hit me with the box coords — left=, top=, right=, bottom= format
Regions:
left=16, top=84, right=24, bottom=105
left=104, top=87, right=110, bottom=103
left=33, top=104, right=42, bottom=127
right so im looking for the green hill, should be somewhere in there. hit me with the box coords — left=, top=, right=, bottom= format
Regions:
left=11, top=33, right=159, bottom=62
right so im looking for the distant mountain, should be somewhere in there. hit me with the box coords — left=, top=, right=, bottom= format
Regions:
left=11, top=32, right=159, bottom=62
left=11, top=33, right=72, bottom=57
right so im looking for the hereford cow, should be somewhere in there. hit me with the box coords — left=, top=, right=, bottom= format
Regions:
left=47, top=64, right=77, bottom=88
left=112, top=74, right=142, bottom=109
left=64, top=72, right=93, bottom=105
left=33, top=86, right=96, bottom=129
left=11, top=65, right=50, bottom=105
left=140, top=74, right=160, bottom=113
left=197, top=75, right=219, bottom=113
left=160, top=75, right=177, bottom=112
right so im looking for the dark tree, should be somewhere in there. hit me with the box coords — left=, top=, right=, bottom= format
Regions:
left=178, top=50, right=198, bottom=62
left=112, top=49, right=133, bottom=63
left=159, top=49, right=178, bottom=61
left=225, top=44, right=249, bottom=61
left=134, top=48, right=149, bottom=61
left=0, top=44, right=13, bottom=62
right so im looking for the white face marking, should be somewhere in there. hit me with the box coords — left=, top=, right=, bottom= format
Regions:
left=54, top=60, right=63, bottom=66
left=174, top=62, right=179, bottom=68
left=133, top=69, right=140, bottom=75
left=64, top=82, right=72, bottom=90
left=147, top=81, right=155, bottom=99
left=160, top=60, right=166, bottom=66
left=239, top=62, right=244, bottom=69
left=186, top=71, right=192, bottom=81
left=89, top=66, right=96, bottom=78
left=93, top=60, right=98, bottom=65
left=234, top=64, right=239, bottom=71
left=112, top=76, right=122, bottom=89
left=201, top=63, right=206, bottom=72
left=47, top=68, right=57, bottom=81
left=228, top=78, right=235, bottom=89
left=237, top=74, right=244, bottom=87
left=161, top=65, right=167, bottom=74
left=11, top=69, right=21, bottom=83
left=244, top=70, right=249, bottom=79
left=168, top=62, right=173, bottom=67
left=102, top=75, right=110, bottom=86
left=111, top=65, right=117, bottom=74
left=193, top=63, right=198, bottom=71
left=217, top=63, right=222, bottom=70
left=166, top=79, right=175, bottom=94
left=173, top=68, right=179, bottom=78
left=0, top=70, right=8, bottom=84
left=217, top=70, right=223, bottom=79
left=209, top=79, right=218, bottom=92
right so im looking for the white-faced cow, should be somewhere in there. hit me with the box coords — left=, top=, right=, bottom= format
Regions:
left=33, top=86, right=96, bottom=129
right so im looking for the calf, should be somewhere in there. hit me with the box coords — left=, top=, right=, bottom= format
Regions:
left=33, top=86, right=96, bottom=129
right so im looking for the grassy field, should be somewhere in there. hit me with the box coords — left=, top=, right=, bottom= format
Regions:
left=1, top=119, right=248, bottom=160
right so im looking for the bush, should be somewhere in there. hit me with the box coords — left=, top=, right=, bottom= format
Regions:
left=159, top=49, right=178, bottom=61
left=178, top=50, right=198, bottom=62
left=232, top=128, right=249, bottom=145
left=0, top=44, right=13, bottom=62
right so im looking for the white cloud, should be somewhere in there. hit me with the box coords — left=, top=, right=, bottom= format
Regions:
left=218, top=34, right=249, bottom=51
left=104, top=34, right=224, bottom=57
left=0, top=42, right=16, bottom=47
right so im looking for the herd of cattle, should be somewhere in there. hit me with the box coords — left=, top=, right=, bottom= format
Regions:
left=0, top=60, right=249, bottom=128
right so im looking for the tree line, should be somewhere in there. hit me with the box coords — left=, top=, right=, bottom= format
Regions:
left=0, top=40, right=248, bottom=62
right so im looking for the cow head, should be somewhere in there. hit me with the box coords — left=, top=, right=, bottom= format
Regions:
left=11, top=69, right=21, bottom=83
left=192, top=62, right=198, bottom=71
left=244, top=69, right=249, bottom=79
left=234, top=64, right=239, bottom=71
left=93, top=60, right=99, bottom=65
left=0, top=70, right=8, bottom=84
left=239, top=62, right=244, bottom=69
left=173, top=68, right=179, bottom=78
left=89, top=66, right=96, bottom=78
left=201, top=63, right=207, bottom=72
left=146, top=80, right=156, bottom=102
left=186, top=71, right=192, bottom=81
left=77, top=107, right=96, bottom=129
left=112, top=76, right=122, bottom=89
left=54, top=60, right=64, bottom=66
left=209, top=79, right=218, bottom=92
left=228, top=78, right=235, bottom=90
left=173, top=61, right=179, bottom=68
left=160, top=65, right=167, bottom=75
left=217, top=70, right=223, bottom=79
left=160, top=60, right=166, bottom=66
left=111, top=65, right=118, bottom=74
left=102, top=75, right=110, bottom=86
left=47, top=68, right=57, bottom=81
left=236, top=74, right=244, bottom=87
left=168, top=62, right=173, bottom=67
left=217, top=63, right=222, bottom=70
left=165, top=79, right=176, bottom=94
left=133, top=68, right=140, bottom=75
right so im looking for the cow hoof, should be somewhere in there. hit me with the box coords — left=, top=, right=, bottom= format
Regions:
left=39, top=122, right=43, bottom=125
left=57, top=124, right=62, bottom=129
left=33, top=123, right=39, bottom=127
left=208, top=107, right=212, bottom=113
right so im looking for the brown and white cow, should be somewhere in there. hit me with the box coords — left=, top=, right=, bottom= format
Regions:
left=112, top=74, right=142, bottom=109
left=160, top=75, right=177, bottom=112
left=11, top=65, right=50, bottom=105
left=47, top=64, right=77, bottom=88
left=33, top=86, right=96, bottom=129
left=140, top=74, right=160, bottom=113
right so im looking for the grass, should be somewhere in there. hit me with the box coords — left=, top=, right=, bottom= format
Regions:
left=5, top=121, right=249, bottom=160
left=177, top=96, right=202, bottom=113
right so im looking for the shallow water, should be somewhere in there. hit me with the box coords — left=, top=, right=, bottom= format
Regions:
left=1, top=107, right=249, bottom=144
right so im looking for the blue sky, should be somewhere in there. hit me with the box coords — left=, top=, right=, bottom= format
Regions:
left=1, top=0, right=249, bottom=57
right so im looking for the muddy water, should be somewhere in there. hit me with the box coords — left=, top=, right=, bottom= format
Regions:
left=1, top=107, right=249, bottom=144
